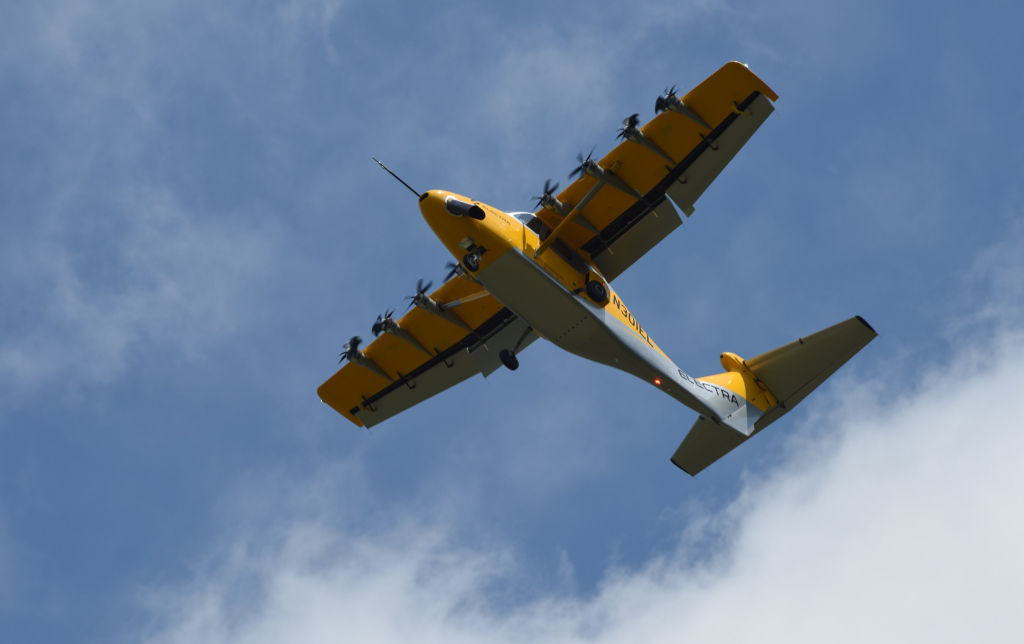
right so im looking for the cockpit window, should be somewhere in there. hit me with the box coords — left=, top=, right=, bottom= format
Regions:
left=511, top=212, right=589, bottom=275
left=512, top=212, right=548, bottom=236
left=445, top=197, right=486, bottom=220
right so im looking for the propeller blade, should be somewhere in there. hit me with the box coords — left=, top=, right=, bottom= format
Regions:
left=372, top=310, right=395, bottom=336
left=445, top=261, right=462, bottom=280
left=617, top=113, right=641, bottom=140
left=532, top=179, right=561, bottom=208
left=568, top=148, right=595, bottom=179
left=339, top=335, right=362, bottom=363
left=656, top=86, right=678, bottom=113
left=406, top=278, right=433, bottom=309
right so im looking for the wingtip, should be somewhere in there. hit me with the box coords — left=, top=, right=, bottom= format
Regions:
left=854, top=315, right=878, bottom=336
left=670, top=457, right=700, bottom=477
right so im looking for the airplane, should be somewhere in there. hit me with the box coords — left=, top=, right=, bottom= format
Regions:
left=317, top=61, right=876, bottom=475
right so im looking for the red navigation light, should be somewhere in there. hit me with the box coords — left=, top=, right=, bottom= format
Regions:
left=653, top=377, right=662, bottom=386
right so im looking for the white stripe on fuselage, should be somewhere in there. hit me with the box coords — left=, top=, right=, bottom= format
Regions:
left=474, top=246, right=756, bottom=429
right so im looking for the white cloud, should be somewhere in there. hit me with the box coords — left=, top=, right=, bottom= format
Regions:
left=956, top=219, right=1024, bottom=333
left=136, top=254, right=1024, bottom=643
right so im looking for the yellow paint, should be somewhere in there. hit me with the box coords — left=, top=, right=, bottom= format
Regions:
left=319, top=61, right=780, bottom=428
left=419, top=190, right=528, bottom=276
left=604, top=287, right=669, bottom=359
left=531, top=61, right=777, bottom=257
left=316, top=266, right=508, bottom=427
left=698, top=351, right=777, bottom=411
left=533, top=205, right=586, bottom=258
left=520, top=222, right=586, bottom=292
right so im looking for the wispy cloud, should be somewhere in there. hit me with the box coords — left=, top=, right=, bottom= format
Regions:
left=0, top=187, right=276, bottom=391
left=0, top=1, right=352, bottom=396
left=359, top=0, right=729, bottom=202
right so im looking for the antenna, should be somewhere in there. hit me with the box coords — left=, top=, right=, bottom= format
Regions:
left=372, top=157, right=421, bottom=198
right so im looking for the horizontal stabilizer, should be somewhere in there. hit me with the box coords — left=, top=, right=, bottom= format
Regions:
left=671, top=316, right=877, bottom=475
left=671, top=415, right=746, bottom=475
left=748, top=316, right=877, bottom=418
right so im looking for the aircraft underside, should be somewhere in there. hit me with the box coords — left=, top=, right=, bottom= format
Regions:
left=476, top=247, right=750, bottom=427
left=318, top=61, right=877, bottom=475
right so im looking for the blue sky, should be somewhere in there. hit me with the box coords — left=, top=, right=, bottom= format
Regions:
left=2, top=1, right=1023, bottom=641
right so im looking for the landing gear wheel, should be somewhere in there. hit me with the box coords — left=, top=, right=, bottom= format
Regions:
left=499, top=349, right=519, bottom=371
left=462, top=253, right=480, bottom=273
left=585, top=279, right=608, bottom=304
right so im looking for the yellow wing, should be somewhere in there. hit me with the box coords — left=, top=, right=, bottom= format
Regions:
left=534, top=61, right=779, bottom=280
left=318, top=275, right=534, bottom=428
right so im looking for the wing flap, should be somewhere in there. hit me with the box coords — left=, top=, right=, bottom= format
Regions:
left=318, top=276, right=519, bottom=428
left=589, top=197, right=681, bottom=281
left=352, top=316, right=534, bottom=427
left=663, top=92, right=775, bottom=216
left=533, top=61, right=778, bottom=277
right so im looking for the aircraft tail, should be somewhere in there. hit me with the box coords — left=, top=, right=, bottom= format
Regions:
left=671, top=316, right=877, bottom=475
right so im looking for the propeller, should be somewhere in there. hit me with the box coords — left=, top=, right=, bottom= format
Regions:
left=532, top=179, right=560, bottom=209
left=568, top=148, right=596, bottom=179
left=405, top=278, right=433, bottom=309
left=371, top=310, right=395, bottom=336
left=654, top=85, right=678, bottom=113
left=339, top=335, right=362, bottom=363
left=616, top=113, right=640, bottom=140
left=445, top=261, right=464, bottom=281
